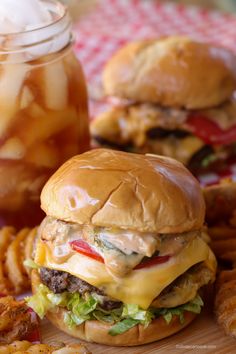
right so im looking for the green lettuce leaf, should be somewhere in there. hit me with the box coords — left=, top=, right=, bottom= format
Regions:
left=68, top=293, right=98, bottom=316
left=93, top=307, right=123, bottom=324
left=23, top=259, right=39, bottom=269
left=152, top=294, right=204, bottom=325
left=47, top=292, right=68, bottom=307
left=163, top=311, right=172, bottom=325
left=64, top=311, right=77, bottom=327
left=122, top=304, right=154, bottom=328
left=181, top=294, right=203, bottom=314
left=25, top=284, right=55, bottom=319
left=201, top=154, right=217, bottom=168
left=108, top=318, right=139, bottom=336
left=64, top=311, right=88, bottom=327
left=93, top=311, right=115, bottom=324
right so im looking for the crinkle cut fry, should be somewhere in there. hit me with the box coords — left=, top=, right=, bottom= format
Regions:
left=5, top=228, right=31, bottom=294
left=208, top=225, right=236, bottom=266
left=0, top=227, right=38, bottom=295
left=215, top=269, right=236, bottom=338
left=0, top=227, right=15, bottom=295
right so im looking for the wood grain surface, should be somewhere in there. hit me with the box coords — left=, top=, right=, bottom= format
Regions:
left=41, top=1, right=236, bottom=352
left=41, top=305, right=236, bottom=353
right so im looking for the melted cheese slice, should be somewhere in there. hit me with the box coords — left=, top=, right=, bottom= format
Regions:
left=35, top=237, right=216, bottom=309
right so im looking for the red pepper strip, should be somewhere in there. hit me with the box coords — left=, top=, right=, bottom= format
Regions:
left=134, top=255, right=171, bottom=270
left=70, top=239, right=104, bottom=263
left=186, top=115, right=236, bottom=145
left=70, top=240, right=171, bottom=269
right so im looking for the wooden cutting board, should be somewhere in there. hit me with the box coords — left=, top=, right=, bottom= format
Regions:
left=41, top=305, right=236, bottom=354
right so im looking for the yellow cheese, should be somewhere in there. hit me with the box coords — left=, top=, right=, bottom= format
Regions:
left=35, top=237, right=216, bottom=309
left=148, top=135, right=204, bottom=165
left=176, top=136, right=204, bottom=164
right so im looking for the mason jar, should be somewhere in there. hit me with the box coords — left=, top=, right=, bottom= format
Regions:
left=0, top=0, right=90, bottom=228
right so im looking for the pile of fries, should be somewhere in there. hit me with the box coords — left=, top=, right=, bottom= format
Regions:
left=204, top=180, right=236, bottom=264
left=204, top=180, right=236, bottom=338
left=208, top=224, right=236, bottom=266
left=0, top=227, right=37, bottom=296
left=215, top=269, right=236, bottom=338
left=0, top=296, right=91, bottom=352
left=0, top=341, right=91, bottom=353
left=0, top=296, right=37, bottom=344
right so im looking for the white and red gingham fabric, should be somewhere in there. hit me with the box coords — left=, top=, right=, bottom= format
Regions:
left=73, top=0, right=236, bottom=185
left=74, top=0, right=236, bottom=96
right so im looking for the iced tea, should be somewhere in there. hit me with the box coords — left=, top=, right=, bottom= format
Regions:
left=0, top=1, right=90, bottom=228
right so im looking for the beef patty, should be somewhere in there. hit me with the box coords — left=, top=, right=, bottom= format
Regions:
left=40, top=261, right=214, bottom=310
left=40, top=268, right=121, bottom=310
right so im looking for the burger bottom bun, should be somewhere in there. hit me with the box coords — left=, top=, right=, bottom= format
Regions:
left=31, top=270, right=197, bottom=346
left=47, top=306, right=196, bottom=346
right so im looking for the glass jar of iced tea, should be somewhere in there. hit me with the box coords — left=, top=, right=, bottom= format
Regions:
left=0, top=0, right=90, bottom=228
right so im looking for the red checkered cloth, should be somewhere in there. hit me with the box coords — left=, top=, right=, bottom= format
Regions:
left=73, top=0, right=236, bottom=185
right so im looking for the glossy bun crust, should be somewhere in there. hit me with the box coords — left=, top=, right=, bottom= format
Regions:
left=103, top=36, right=236, bottom=109
left=41, top=149, right=205, bottom=234
left=31, top=270, right=196, bottom=346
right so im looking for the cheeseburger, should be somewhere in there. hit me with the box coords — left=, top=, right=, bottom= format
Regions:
left=91, top=36, right=236, bottom=174
left=28, top=149, right=216, bottom=346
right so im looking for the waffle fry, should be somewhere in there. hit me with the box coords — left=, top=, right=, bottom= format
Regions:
left=208, top=226, right=236, bottom=240
left=215, top=269, right=236, bottom=338
left=23, top=228, right=38, bottom=276
left=204, top=181, right=236, bottom=265
left=0, top=341, right=91, bottom=353
left=0, top=227, right=38, bottom=295
left=24, top=228, right=37, bottom=262
left=204, top=181, right=236, bottom=338
left=0, top=228, right=15, bottom=295
left=204, top=179, right=236, bottom=226
left=207, top=225, right=236, bottom=266
left=5, top=229, right=31, bottom=294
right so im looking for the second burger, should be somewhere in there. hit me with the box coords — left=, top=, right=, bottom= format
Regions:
left=91, top=36, right=236, bottom=175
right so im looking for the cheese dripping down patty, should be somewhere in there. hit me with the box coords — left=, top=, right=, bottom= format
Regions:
left=39, top=216, right=205, bottom=277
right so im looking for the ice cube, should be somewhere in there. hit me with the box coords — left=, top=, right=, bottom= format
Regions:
left=0, top=1, right=71, bottom=60
left=29, top=103, right=45, bottom=119
left=12, top=17, right=70, bottom=60
left=26, top=142, right=59, bottom=168
left=43, top=61, right=68, bottom=110
left=0, top=0, right=52, bottom=33
left=0, top=59, right=28, bottom=135
left=0, top=138, right=26, bottom=159
left=22, top=107, right=76, bottom=147
left=20, top=86, right=34, bottom=110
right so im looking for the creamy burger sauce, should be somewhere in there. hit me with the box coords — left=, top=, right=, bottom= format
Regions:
left=40, top=216, right=202, bottom=277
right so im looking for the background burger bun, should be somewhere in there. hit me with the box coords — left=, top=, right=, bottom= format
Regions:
left=41, top=149, right=205, bottom=234
left=103, top=36, right=236, bottom=109
left=31, top=270, right=196, bottom=346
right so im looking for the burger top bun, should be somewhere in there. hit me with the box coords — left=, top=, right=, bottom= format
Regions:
left=41, top=149, right=205, bottom=234
left=103, top=36, right=236, bottom=109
